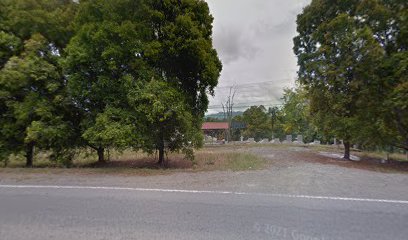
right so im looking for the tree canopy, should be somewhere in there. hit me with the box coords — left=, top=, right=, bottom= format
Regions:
left=237, top=106, right=271, bottom=142
left=0, top=0, right=221, bottom=167
left=63, top=0, right=221, bottom=164
left=294, top=0, right=407, bottom=158
left=0, top=0, right=78, bottom=166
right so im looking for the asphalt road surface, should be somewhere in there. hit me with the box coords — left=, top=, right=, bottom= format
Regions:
left=0, top=185, right=407, bottom=240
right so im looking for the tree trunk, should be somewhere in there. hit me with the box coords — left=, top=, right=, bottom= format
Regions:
left=343, top=141, right=351, bottom=160
left=97, top=147, right=105, bottom=163
left=158, top=143, right=164, bottom=167
left=25, top=142, right=34, bottom=168
left=157, top=126, right=165, bottom=167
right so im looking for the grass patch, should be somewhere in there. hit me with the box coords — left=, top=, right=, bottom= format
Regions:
left=358, top=151, right=408, bottom=162
left=224, top=152, right=265, bottom=171
left=0, top=147, right=267, bottom=175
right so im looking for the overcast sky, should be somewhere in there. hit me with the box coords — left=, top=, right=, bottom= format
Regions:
left=205, top=0, right=311, bottom=113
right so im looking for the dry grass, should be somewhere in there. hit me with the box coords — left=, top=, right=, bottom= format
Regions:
left=298, top=144, right=407, bottom=162
left=193, top=149, right=266, bottom=171
left=299, top=144, right=408, bottom=173
left=357, top=151, right=408, bottom=162
left=0, top=147, right=267, bottom=174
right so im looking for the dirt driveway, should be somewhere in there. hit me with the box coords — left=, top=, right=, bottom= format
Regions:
left=1, top=145, right=407, bottom=201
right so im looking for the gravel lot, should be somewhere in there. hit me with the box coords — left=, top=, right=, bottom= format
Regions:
left=1, top=145, right=407, bottom=201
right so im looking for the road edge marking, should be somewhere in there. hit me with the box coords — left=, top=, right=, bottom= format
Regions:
left=0, top=184, right=407, bottom=204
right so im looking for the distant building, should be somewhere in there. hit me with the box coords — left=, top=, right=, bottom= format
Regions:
left=202, top=122, right=229, bottom=140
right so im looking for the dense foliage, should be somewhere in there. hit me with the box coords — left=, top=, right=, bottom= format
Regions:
left=0, top=0, right=78, bottom=166
left=236, top=106, right=271, bottom=141
left=232, top=88, right=318, bottom=143
left=294, top=0, right=407, bottom=159
left=0, top=0, right=221, bottom=167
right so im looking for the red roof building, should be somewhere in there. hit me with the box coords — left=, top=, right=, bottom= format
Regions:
left=202, top=122, right=229, bottom=141
left=201, top=122, right=229, bottom=130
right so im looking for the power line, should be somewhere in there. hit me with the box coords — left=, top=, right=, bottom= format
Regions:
left=207, top=103, right=283, bottom=109
left=208, top=80, right=291, bottom=111
left=215, top=79, right=293, bottom=89
left=208, top=101, right=283, bottom=107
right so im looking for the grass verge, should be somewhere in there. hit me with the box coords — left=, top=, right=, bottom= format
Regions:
left=0, top=147, right=267, bottom=175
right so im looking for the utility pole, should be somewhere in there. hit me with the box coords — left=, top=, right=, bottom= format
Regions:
left=222, top=86, right=237, bottom=142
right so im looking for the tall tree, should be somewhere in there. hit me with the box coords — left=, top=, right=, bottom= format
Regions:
left=293, top=0, right=407, bottom=159
left=0, top=0, right=78, bottom=166
left=0, top=34, right=73, bottom=166
left=64, top=0, right=149, bottom=162
left=65, top=0, right=221, bottom=163
left=145, top=0, right=222, bottom=127
left=373, top=0, right=408, bottom=150
left=240, top=106, right=271, bottom=141
left=144, top=0, right=222, bottom=163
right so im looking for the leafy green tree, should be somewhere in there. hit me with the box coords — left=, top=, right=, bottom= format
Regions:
left=145, top=0, right=222, bottom=125
left=377, top=0, right=408, bottom=150
left=81, top=106, right=139, bottom=162
left=128, top=80, right=202, bottom=165
left=0, top=34, right=72, bottom=166
left=0, top=0, right=78, bottom=166
left=281, top=89, right=304, bottom=135
left=383, top=57, right=408, bottom=150
left=293, top=0, right=407, bottom=159
left=240, top=106, right=271, bottom=141
left=2, top=0, right=77, bottom=48
left=143, top=0, right=222, bottom=160
left=65, top=0, right=221, bottom=164
left=280, top=87, right=319, bottom=143
left=64, top=0, right=149, bottom=162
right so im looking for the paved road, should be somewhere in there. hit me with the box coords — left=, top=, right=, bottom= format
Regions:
left=0, top=185, right=407, bottom=240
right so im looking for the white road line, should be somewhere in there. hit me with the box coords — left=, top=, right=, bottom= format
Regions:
left=0, top=184, right=407, bottom=204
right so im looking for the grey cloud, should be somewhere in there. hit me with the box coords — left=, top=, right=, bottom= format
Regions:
left=205, top=0, right=311, bottom=113
left=213, top=26, right=260, bottom=64
left=255, top=18, right=297, bottom=36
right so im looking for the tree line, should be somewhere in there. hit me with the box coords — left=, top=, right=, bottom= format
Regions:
left=224, top=78, right=405, bottom=160
left=0, top=0, right=222, bottom=167
left=214, top=88, right=317, bottom=143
